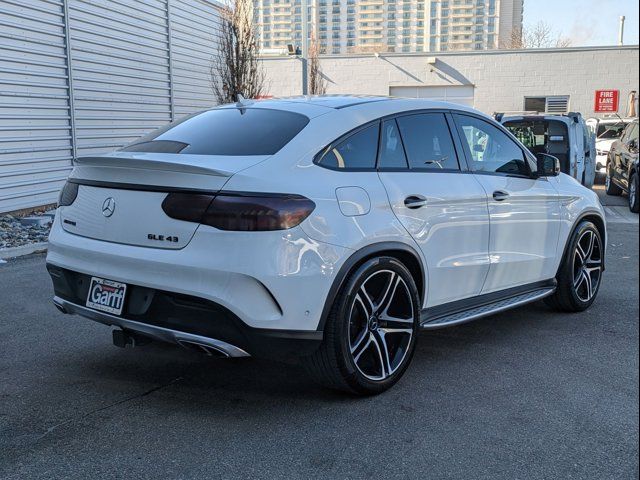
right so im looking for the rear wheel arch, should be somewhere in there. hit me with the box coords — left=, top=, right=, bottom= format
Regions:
left=317, top=242, right=425, bottom=332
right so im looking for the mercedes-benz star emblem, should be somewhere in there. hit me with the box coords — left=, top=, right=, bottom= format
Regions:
left=102, top=197, right=116, bottom=217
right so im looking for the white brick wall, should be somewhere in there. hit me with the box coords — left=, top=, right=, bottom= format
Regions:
left=260, top=46, right=639, bottom=117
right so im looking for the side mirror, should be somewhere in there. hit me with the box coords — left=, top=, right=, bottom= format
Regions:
left=536, top=153, right=561, bottom=177
left=629, top=139, right=638, bottom=153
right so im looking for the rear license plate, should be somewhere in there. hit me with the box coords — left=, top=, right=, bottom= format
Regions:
left=86, top=277, right=127, bottom=315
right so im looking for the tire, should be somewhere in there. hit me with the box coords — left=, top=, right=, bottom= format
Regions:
left=628, top=172, right=639, bottom=213
left=605, top=165, right=622, bottom=196
left=545, top=221, right=604, bottom=312
left=302, top=256, right=420, bottom=395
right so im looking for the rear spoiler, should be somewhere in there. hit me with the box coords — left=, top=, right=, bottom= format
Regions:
left=74, top=153, right=269, bottom=177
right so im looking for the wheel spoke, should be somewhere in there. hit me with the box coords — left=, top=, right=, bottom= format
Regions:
left=379, top=327, right=413, bottom=335
left=581, top=270, right=593, bottom=298
left=585, top=265, right=601, bottom=275
left=574, top=270, right=586, bottom=289
left=377, top=272, right=398, bottom=314
left=584, top=231, right=595, bottom=259
left=371, top=331, right=392, bottom=378
left=584, top=259, right=601, bottom=268
left=381, top=317, right=413, bottom=329
left=576, top=238, right=588, bottom=263
left=350, top=327, right=369, bottom=354
left=352, top=332, right=372, bottom=363
left=356, top=290, right=374, bottom=318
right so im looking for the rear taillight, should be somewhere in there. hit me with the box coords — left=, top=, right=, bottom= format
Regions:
left=162, top=192, right=315, bottom=231
left=58, top=181, right=79, bottom=206
left=161, top=193, right=216, bottom=223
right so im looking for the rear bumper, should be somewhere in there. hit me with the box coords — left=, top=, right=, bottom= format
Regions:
left=46, top=214, right=350, bottom=332
left=49, top=266, right=323, bottom=359
left=53, top=296, right=251, bottom=357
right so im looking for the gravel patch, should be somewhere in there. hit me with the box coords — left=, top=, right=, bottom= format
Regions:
left=0, top=212, right=52, bottom=250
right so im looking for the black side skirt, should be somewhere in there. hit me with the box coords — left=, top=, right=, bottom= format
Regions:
left=420, top=279, right=557, bottom=329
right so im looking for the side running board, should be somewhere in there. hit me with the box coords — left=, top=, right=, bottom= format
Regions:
left=420, top=284, right=556, bottom=330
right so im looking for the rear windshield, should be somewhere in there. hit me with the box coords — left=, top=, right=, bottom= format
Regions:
left=503, top=120, right=568, bottom=151
left=121, top=108, right=309, bottom=156
left=596, top=123, right=627, bottom=139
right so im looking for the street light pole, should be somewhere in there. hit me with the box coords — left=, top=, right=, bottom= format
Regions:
left=301, top=0, right=309, bottom=94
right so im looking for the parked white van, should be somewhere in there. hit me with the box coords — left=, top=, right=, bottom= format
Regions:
left=497, top=112, right=596, bottom=188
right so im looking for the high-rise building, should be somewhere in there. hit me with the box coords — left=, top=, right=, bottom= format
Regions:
left=255, top=0, right=524, bottom=55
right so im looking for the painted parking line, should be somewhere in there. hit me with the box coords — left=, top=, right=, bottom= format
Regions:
left=604, top=206, right=639, bottom=224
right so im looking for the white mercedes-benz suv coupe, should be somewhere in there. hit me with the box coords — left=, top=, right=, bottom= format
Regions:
left=47, top=96, right=606, bottom=394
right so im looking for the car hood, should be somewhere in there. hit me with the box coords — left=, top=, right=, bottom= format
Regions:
left=595, top=138, right=616, bottom=151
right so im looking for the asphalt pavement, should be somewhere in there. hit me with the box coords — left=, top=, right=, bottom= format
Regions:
left=0, top=206, right=638, bottom=479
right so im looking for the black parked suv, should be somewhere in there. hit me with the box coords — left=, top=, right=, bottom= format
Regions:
left=606, top=118, right=639, bottom=213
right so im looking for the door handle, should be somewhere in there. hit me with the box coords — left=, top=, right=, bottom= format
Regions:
left=492, top=190, right=510, bottom=201
left=404, top=195, right=427, bottom=209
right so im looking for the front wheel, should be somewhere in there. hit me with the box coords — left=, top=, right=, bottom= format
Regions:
left=303, top=257, right=420, bottom=395
left=545, top=221, right=603, bottom=312
left=628, top=172, right=639, bottom=213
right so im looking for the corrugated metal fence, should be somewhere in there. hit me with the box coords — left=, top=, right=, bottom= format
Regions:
left=0, top=0, right=222, bottom=213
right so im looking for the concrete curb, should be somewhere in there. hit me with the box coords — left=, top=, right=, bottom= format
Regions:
left=0, top=242, right=48, bottom=260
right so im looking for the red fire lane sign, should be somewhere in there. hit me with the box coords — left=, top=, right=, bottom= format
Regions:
left=594, top=89, right=620, bottom=113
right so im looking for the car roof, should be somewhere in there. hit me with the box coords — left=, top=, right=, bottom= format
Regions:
left=215, top=95, right=484, bottom=120
left=501, top=115, right=574, bottom=125
left=266, top=95, right=393, bottom=109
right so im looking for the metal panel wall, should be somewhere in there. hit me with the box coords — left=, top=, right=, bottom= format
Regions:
left=0, top=0, right=73, bottom=212
left=0, top=0, right=222, bottom=213
left=170, top=0, right=221, bottom=118
left=69, top=0, right=172, bottom=156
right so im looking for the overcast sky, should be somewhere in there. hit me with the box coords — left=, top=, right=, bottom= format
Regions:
left=524, top=0, right=639, bottom=46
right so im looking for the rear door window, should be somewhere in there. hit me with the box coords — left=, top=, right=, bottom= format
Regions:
left=122, top=108, right=309, bottom=156
left=395, top=113, right=460, bottom=171
left=317, top=123, right=379, bottom=170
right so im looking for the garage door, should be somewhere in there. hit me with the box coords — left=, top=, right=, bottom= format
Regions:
left=389, top=85, right=475, bottom=107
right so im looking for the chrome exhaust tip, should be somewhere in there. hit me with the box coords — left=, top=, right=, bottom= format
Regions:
left=53, top=299, right=68, bottom=314
left=177, top=340, right=230, bottom=358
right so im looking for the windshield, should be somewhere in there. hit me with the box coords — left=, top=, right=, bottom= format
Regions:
left=597, top=123, right=627, bottom=139
left=122, top=108, right=310, bottom=156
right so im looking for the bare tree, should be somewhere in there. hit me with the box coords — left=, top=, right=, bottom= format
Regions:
left=308, top=34, right=327, bottom=95
left=502, top=26, right=525, bottom=49
left=501, top=21, right=572, bottom=49
left=211, top=0, right=265, bottom=104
